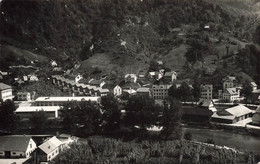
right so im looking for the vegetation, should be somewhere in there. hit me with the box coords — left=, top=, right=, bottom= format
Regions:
left=52, top=136, right=256, bottom=164
left=29, top=110, right=47, bottom=134
left=0, top=100, right=18, bottom=132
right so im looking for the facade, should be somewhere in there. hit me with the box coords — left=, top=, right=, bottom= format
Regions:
left=200, top=84, right=213, bottom=100
left=35, top=136, right=63, bottom=162
left=113, top=85, right=122, bottom=96
left=34, top=96, right=100, bottom=106
left=223, top=87, right=240, bottom=102
left=0, top=135, right=37, bottom=158
left=211, top=104, right=252, bottom=124
left=151, top=84, right=172, bottom=100
left=17, top=92, right=31, bottom=101
left=15, top=106, right=61, bottom=119
left=0, top=83, right=13, bottom=101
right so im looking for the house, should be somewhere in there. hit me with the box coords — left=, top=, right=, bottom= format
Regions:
left=17, top=92, right=31, bottom=101
left=250, top=82, right=257, bottom=91
left=23, top=76, right=28, bottom=82
left=50, top=60, right=58, bottom=67
left=15, top=106, right=61, bottom=119
left=151, top=84, right=172, bottom=100
left=98, top=88, right=110, bottom=97
left=136, top=87, right=151, bottom=97
left=0, top=135, right=37, bottom=158
left=200, top=84, right=213, bottom=100
left=157, top=61, right=163, bottom=66
left=34, top=96, right=100, bottom=106
left=125, top=74, right=137, bottom=83
left=35, top=136, right=63, bottom=162
left=89, top=78, right=106, bottom=88
left=203, top=64, right=216, bottom=75
left=211, top=104, right=252, bottom=124
left=123, top=89, right=137, bottom=95
left=0, top=70, right=8, bottom=79
left=252, top=89, right=260, bottom=102
left=198, top=99, right=217, bottom=112
left=223, top=76, right=236, bottom=90
left=114, top=85, right=122, bottom=96
left=0, top=83, right=13, bottom=101
left=163, top=71, right=177, bottom=82
left=222, top=87, right=241, bottom=102
left=252, top=106, right=260, bottom=126
left=29, top=75, right=39, bottom=82
left=75, top=74, right=83, bottom=84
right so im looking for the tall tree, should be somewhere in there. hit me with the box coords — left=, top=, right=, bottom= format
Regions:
left=101, top=94, right=121, bottom=134
left=241, top=81, right=253, bottom=102
left=168, top=83, right=180, bottom=99
left=179, top=82, right=191, bottom=102
left=30, top=110, right=47, bottom=134
left=192, top=78, right=201, bottom=103
left=160, top=98, right=182, bottom=139
left=0, top=100, right=18, bottom=132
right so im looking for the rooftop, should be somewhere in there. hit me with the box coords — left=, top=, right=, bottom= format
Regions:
left=34, top=96, right=100, bottom=102
left=0, top=135, right=33, bottom=151
left=38, top=136, right=62, bottom=154
left=0, top=83, right=11, bottom=90
left=226, top=104, right=252, bottom=117
left=136, top=87, right=150, bottom=92
left=16, top=106, right=61, bottom=112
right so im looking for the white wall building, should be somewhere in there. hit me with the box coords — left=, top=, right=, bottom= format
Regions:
left=151, top=84, right=172, bottom=100
left=113, top=85, right=122, bottom=96
left=0, top=83, right=13, bottom=101
left=200, top=84, right=213, bottom=100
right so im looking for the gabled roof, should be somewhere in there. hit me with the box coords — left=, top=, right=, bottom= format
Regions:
left=0, top=135, right=33, bottom=151
left=0, top=83, right=11, bottom=90
left=250, top=82, right=257, bottom=87
left=226, top=104, right=252, bottom=117
left=164, top=71, right=177, bottom=77
left=38, top=136, right=62, bottom=154
left=226, top=88, right=238, bottom=94
left=136, top=87, right=150, bottom=93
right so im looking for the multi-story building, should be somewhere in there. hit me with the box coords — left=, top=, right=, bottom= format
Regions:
left=223, top=76, right=236, bottom=90
left=17, top=92, right=31, bottom=101
left=151, top=84, right=172, bottom=100
left=113, top=85, right=122, bottom=96
left=0, top=83, right=13, bottom=102
left=222, top=88, right=241, bottom=102
left=200, top=84, right=213, bottom=100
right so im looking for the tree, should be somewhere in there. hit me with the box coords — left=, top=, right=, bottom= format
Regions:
left=179, top=82, right=191, bottom=102
left=30, top=110, right=47, bottom=134
left=192, top=78, right=201, bottom=103
left=184, top=132, right=192, bottom=141
left=160, top=98, right=182, bottom=139
left=0, top=100, right=18, bottom=132
left=101, top=94, right=121, bottom=134
left=168, top=83, right=180, bottom=99
left=123, top=95, right=160, bottom=131
left=241, top=81, right=253, bottom=102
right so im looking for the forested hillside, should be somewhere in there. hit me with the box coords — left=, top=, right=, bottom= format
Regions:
left=0, top=0, right=259, bottom=82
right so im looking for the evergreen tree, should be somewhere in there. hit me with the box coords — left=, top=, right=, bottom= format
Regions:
left=30, top=110, right=47, bottom=134
left=0, top=100, right=18, bottom=132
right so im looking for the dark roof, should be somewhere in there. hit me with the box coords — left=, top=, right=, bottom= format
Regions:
left=0, top=135, right=32, bottom=151
left=0, top=83, right=11, bottom=90
left=182, top=107, right=213, bottom=116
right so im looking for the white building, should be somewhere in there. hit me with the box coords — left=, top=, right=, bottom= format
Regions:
left=223, top=76, right=236, bottom=90
left=151, top=84, right=172, bottom=100
left=200, top=84, right=213, bottom=100
left=15, top=106, right=61, bottom=119
left=125, top=74, right=138, bottom=83
left=0, top=135, right=37, bottom=158
left=250, top=82, right=257, bottom=91
left=75, top=74, right=83, bottom=84
left=0, top=83, right=13, bottom=101
left=17, top=92, right=31, bottom=101
left=113, top=85, right=122, bottom=96
left=223, top=88, right=241, bottom=102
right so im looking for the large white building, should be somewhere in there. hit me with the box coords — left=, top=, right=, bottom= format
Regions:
left=34, top=96, right=100, bottom=106
left=151, top=84, right=172, bottom=100
left=113, top=85, right=122, bottom=96
left=0, top=83, right=13, bottom=102
left=200, top=84, right=213, bottom=100
left=15, top=106, right=61, bottom=119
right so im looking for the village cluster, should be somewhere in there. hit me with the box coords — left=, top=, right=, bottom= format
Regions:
left=0, top=60, right=260, bottom=163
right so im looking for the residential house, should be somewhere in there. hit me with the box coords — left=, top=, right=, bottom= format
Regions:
left=35, top=136, right=63, bottom=162
left=151, top=84, right=172, bottom=100
left=252, top=106, right=260, bottom=126
left=75, top=74, right=83, bottom=84
left=125, top=74, right=137, bottom=83
left=163, top=71, right=177, bottom=83
left=222, top=87, right=241, bottom=102
left=89, top=78, right=106, bottom=88
left=23, top=76, right=28, bottom=82
left=198, top=99, right=217, bottom=112
left=98, top=88, right=110, bottom=97
left=123, top=89, right=137, bottom=95
left=203, top=64, right=216, bottom=75
left=0, top=135, right=37, bottom=158
left=250, top=82, right=257, bottom=91
left=136, top=87, right=151, bottom=97
left=17, top=92, right=31, bottom=101
left=0, top=70, right=8, bottom=79
left=223, top=76, right=236, bottom=90
left=50, top=60, right=58, bottom=67
left=15, top=106, right=61, bottom=119
left=0, top=83, right=13, bottom=101
left=211, top=104, right=252, bottom=124
left=29, top=75, right=39, bottom=82
left=114, top=85, right=122, bottom=96
left=200, top=84, right=213, bottom=100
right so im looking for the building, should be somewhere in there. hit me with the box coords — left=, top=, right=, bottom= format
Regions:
left=123, top=89, right=137, bottom=95
left=113, top=85, right=122, bottom=96
left=17, top=92, right=31, bottom=101
left=29, top=75, right=39, bottom=82
left=198, top=99, right=217, bottom=112
left=15, top=106, right=61, bottom=119
left=98, top=88, right=110, bottom=97
left=125, top=74, right=137, bottom=83
left=250, top=82, right=257, bottom=91
left=136, top=87, right=151, bottom=97
left=223, top=76, right=236, bottom=90
left=223, top=87, right=241, bottom=102
left=75, top=74, right=83, bottom=84
left=182, top=106, right=213, bottom=123
left=34, top=96, right=100, bottom=106
left=211, top=104, right=252, bottom=124
left=151, top=84, right=172, bottom=100
left=35, top=136, right=63, bottom=162
left=252, top=106, right=260, bottom=126
left=203, top=64, right=216, bottom=75
left=163, top=71, right=177, bottom=82
left=0, top=83, right=13, bottom=101
left=200, top=84, right=213, bottom=100
left=0, top=135, right=37, bottom=158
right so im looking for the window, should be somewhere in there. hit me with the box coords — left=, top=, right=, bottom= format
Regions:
left=30, top=144, right=32, bottom=148
left=13, top=152, right=16, bottom=154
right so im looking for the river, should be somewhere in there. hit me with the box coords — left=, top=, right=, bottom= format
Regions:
left=183, top=127, right=260, bottom=153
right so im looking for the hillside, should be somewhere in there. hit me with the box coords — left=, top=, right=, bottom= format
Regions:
left=0, top=0, right=259, bottom=81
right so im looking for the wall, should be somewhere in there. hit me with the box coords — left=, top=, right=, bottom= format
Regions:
left=0, top=88, right=12, bottom=101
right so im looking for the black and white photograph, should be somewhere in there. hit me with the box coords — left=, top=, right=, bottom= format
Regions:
left=0, top=0, right=260, bottom=163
